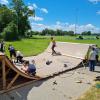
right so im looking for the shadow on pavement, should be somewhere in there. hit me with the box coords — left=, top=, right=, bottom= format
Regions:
left=0, top=80, right=44, bottom=100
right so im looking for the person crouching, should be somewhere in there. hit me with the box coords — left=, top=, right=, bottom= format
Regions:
left=16, top=50, right=23, bottom=63
left=22, top=60, right=36, bottom=76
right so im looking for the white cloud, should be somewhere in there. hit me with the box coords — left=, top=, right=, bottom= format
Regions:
left=96, top=10, right=100, bottom=14
left=0, top=0, right=8, bottom=5
left=40, top=8, right=48, bottom=13
left=56, top=21, right=61, bottom=25
left=28, top=3, right=38, bottom=10
left=28, top=6, right=34, bottom=10
left=89, top=0, right=100, bottom=4
left=28, top=3, right=48, bottom=14
left=30, top=21, right=100, bottom=33
left=31, top=22, right=49, bottom=31
left=29, top=16, right=44, bottom=21
left=32, top=3, right=38, bottom=9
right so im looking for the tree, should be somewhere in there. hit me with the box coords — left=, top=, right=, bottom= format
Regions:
left=41, top=28, right=49, bottom=35
left=2, top=21, right=19, bottom=41
left=0, top=4, right=16, bottom=33
left=56, top=29, right=63, bottom=36
left=81, top=31, right=91, bottom=35
left=11, top=0, right=35, bottom=37
left=67, top=31, right=74, bottom=36
left=63, top=31, right=68, bottom=36
left=41, top=28, right=56, bottom=36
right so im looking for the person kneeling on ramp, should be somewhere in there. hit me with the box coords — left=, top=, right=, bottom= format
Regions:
left=21, top=60, right=36, bottom=76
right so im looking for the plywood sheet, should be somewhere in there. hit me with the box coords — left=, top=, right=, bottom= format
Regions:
left=46, top=42, right=92, bottom=59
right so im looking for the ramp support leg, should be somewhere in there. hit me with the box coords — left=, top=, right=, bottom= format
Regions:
left=7, top=74, right=19, bottom=89
left=82, top=61, right=86, bottom=68
left=2, top=57, right=6, bottom=89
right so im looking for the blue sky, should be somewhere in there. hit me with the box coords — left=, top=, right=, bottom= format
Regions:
left=0, top=0, right=100, bottom=33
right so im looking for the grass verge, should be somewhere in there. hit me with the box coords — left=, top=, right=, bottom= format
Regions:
left=77, top=82, right=100, bottom=100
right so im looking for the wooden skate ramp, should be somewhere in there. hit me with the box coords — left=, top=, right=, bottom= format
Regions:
left=0, top=53, right=40, bottom=92
left=0, top=42, right=92, bottom=92
left=24, top=42, right=93, bottom=78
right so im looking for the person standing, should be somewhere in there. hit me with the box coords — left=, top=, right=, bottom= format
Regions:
left=8, top=44, right=16, bottom=61
left=51, top=37, right=56, bottom=55
left=0, top=40, right=5, bottom=53
left=94, top=45, right=99, bottom=63
left=88, top=47, right=97, bottom=71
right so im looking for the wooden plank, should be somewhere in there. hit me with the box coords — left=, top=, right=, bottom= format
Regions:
left=6, top=68, right=11, bottom=76
left=0, top=79, right=38, bottom=94
left=2, top=56, right=6, bottom=89
left=5, top=57, right=40, bottom=80
left=7, top=74, right=19, bottom=89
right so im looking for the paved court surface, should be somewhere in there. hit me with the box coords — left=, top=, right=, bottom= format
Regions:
left=0, top=66, right=99, bottom=100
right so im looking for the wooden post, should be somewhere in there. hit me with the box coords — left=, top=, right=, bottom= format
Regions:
left=2, top=56, right=6, bottom=89
left=6, top=68, right=11, bottom=76
left=7, top=73, right=19, bottom=89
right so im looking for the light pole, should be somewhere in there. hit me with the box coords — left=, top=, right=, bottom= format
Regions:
left=74, top=8, right=78, bottom=34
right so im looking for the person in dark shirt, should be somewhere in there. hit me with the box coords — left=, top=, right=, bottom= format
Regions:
left=0, top=40, right=5, bottom=53
left=8, top=44, right=16, bottom=60
left=22, top=60, right=36, bottom=76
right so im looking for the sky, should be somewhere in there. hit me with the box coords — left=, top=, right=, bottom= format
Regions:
left=0, top=0, right=100, bottom=33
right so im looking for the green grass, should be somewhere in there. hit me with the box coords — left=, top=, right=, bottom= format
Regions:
left=77, top=82, right=100, bottom=100
left=54, top=36, right=100, bottom=45
left=5, top=36, right=50, bottom=56
left=5, top=35, right=100, bottom=57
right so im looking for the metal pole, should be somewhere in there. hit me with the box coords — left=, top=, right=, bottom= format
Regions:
left=75, top=8, right=78, bottom=34
left=16, top=10, right=19, bottom=35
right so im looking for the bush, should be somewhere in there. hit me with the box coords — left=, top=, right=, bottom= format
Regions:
left=25, top=31, right=33, bottom=38
left=78, top=35, right=83, bottom=39
left=2, top=22, right=19, bottom=41
left=96, top=36, right=99, bottom=39
left=76, top=35, right=84, bottom=40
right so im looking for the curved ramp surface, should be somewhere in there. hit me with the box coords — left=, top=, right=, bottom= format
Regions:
left=0, top=42, right=92, bottom=91
left=5, top=57, right=40, bottom=80
left=46, top=42, right=93, bottom=59
left=24, top=42, right=92, bottom=78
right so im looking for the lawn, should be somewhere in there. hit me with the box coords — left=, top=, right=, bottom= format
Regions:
left=5, top=36, right=50, bottom=56
left=77, top=82, right=100, bottom=100
left=5, top=35, right=100, bottom=57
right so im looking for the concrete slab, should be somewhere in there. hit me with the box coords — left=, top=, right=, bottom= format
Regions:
left=0, top=66, right=99, bottom=100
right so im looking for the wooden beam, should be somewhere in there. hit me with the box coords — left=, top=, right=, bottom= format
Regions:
left=7, top=74, right=19, bottom=89
left=2, top=56, right=6, bottom=89
left=6, top=68, right=11, bottom=76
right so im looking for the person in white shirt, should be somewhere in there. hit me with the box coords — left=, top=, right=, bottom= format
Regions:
left=88, top=47, right=97, bottom=71
left=16, top=50, right=23, bottom=63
